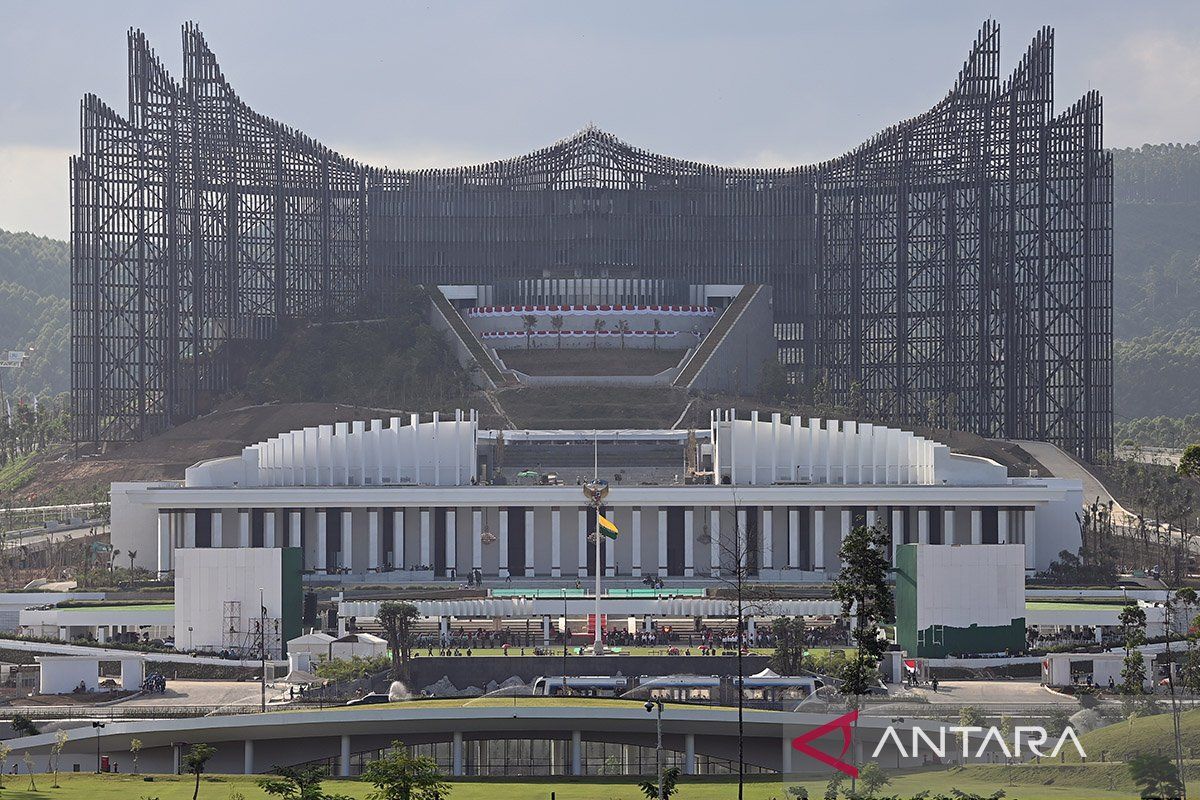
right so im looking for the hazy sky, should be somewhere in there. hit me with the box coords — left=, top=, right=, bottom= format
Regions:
left=3, top=1, right=1200, bottom=240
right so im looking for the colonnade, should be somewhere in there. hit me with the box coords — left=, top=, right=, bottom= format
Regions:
left=155, top=503, right=1039, bottom=579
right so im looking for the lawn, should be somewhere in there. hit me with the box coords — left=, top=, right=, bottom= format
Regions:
left=57, top=604, right=174, bottom=613
left=1025, top=601, right=1125, bottom=611
left=0, top=764, right=1170, bottom=800
left=1065, top=707, right=1200, bottom=763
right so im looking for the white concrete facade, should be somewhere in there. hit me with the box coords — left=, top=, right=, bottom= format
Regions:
left=110, top=409, right=1084, bottom=582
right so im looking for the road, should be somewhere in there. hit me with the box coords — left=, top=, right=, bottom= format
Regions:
left=119, top=679, right=268, bottom=709
left=1011, top=440, right=1122, bottom=510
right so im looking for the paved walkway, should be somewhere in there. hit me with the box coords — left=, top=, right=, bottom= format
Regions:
left=910, top=679, right=1076, bottom=707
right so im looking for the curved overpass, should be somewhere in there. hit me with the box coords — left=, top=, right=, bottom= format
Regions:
left=8, top=701, right=924, bottom=778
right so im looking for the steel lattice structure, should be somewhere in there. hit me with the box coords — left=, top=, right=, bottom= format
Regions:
left=72, top=22, right=1111, bottom=459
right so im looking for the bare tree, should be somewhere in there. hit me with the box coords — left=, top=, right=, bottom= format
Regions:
left=696, top=492, right=776, bottom=800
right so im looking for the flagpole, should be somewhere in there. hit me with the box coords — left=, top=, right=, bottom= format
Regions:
left=593, top=429, right=603, bottom=655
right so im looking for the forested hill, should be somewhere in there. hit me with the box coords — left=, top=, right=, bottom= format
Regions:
left=1110, top=144, right=1200, bottom=443
left=0, top=230, right=69, bottom=398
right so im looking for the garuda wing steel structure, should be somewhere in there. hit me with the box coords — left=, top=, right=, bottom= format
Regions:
left=71, top=21, right=1112, bottom=460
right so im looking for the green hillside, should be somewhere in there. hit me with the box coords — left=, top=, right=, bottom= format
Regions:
left=0, top=230, right=69, bottom=398
left=1064, top=707, right=1200, bottom=763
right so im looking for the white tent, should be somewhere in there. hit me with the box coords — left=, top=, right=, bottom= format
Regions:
left=287, top=631, right=336, bottom=660
left=330, top=632, right=388, bottom=660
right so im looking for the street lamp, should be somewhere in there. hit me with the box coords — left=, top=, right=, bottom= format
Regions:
left=91, top=721, right=105, bottom=773
left=259, top=587, right=266, bottom=713
left=644, top=699, right=665, bottom=800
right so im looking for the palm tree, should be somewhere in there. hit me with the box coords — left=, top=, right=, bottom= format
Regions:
left=617, top=319, right=631, bottom=349
left=111, top=549, right=120, bottom=573
left=652, top=318, right=662, bottom=351
left=591, top=319, right=606, bottom=349
left=127, top=550, right=137, bottom=573
left=550, top=315, right=565, bottom=349
left=521, top=314, right=538, bottom=350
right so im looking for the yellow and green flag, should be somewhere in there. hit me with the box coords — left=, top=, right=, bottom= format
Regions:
left=597, top=513, right=619, bottom=539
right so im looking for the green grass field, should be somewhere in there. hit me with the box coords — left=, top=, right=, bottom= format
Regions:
left=1025, top=601, right=1126, bottom=611
left=1065, top=707, right=1200, bottom=763
left=57, top=604, right=174, bottom=613
left=0, top=764, right=1170, bottom=799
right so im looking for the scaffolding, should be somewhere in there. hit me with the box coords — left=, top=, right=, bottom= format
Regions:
left=71, top=21, right=1112, bottom=460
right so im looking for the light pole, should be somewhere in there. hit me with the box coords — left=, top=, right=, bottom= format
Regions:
left=645, top=699, right=665, bottom=800
left=259, top=587, right=266, bottom=713
left=91, top=721, right=105, bottom=773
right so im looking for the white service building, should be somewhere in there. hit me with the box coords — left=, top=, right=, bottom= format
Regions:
left=110, top=408, right=1083, bottom=584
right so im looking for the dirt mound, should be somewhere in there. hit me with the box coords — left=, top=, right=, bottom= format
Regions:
left=18, top=398, right=507, bottom=504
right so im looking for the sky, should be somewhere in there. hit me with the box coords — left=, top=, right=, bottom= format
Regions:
left=3, top=0, right=1200, bottom=240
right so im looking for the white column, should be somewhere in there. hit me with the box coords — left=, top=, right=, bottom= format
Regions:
left=289, top=510, right=302, bottom=549
left=452, top=731, right=463, bottom=777
left=367, top=509, right=379, bottom=571
left=551, top=507, right=562, bottom=577
left=525, top=508, right=535, bottom=577
left=1024, top=508, right=1037, bottom=571
left=316, top=510, right=328, bottom=572
left=736, top=508, right=748, bottom=569
left=787, top=508, right=800, bottom=569
left=781, top=734, right=793, bottom=776
left=761, top=507, right=773, bottom=570
left=340, top=509, right=353, bottom=570
left=577, top=508, right=588, bottom=577
left=239, top=509, right=250, bottom=548
left=184, top=511, right=196, bottom=549
left=156, top=511, right=171, bottom=577
left=420, top=509, right=431, bottom=569
left=943, top=507, right=956, bottom=545
left=971, top=508, right=983, bottom=545
left=631, top=507, right=642, bottom=577
left=812, top=507, right=825, bottom=572
left=683, top=507, right=694, bottom=577
left=243, top=739, right=254, bottom=775
left=866, top=508, right=878, bottom=528
left=604, top=512, right=615, bottom=578
left=263, top=511, right=276, bottom=549
left=684, top=733, right=696, bottom=775
left=445, top=508, right=457, bottom=578
left=918, top=508, right=930, bottom=545
left=838, top=508, right=851, bottom=570
left=211, top=510, right=223, bottom=548
left=891, top=508, right=904, bottom=565
left=571, top=730, right=582, bottom=776
left=997, top=508, right=1010, bottom=545
left=472, top=508, right=482, bottom=571
left=499, top=508, right=510, bottom=578
left=392, top=509, right=405, bottom=568
left=657, top=508, right=668, bottom=577
left=339, top=734, right=351, bottom=778
left=709, top=507, right=721, bottom=577
left=542, top=614, right=551, bottom=644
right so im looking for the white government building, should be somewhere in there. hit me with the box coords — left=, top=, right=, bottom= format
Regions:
left=111, top=409, right=1083, bottom=583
